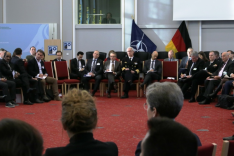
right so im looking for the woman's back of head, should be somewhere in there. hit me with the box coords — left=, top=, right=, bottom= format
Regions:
left=0, top=118, right=43, bottom=156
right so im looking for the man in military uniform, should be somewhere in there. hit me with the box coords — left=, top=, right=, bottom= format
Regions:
left=121, top=47, right=140, bottom=99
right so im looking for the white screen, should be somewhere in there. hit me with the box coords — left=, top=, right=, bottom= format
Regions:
left=173, top=0, right=234, bottom=21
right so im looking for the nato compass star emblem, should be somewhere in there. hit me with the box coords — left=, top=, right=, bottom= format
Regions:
left=131, top=34, right=148, bottom=52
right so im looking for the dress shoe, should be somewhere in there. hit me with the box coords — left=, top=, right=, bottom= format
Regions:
left=0, top=95, right=7, bottom=99
left=208, top=93, right=216, bottom=98
left=227, top=105, right=234, bottom=110
left=34, top=99, right=44, bottom=103
left=199, top=98, right=210, bottom=105
left=188, top=97, right=196, bottom=103
left=54, top=96, right=62, bottom=101
left=5, top=102, right=15, bottom=108
left=113, top=83, right=118, bottom=90
left=27, top=88, right=36, bottom=93
left=43, top=95, right=51, bottom=102
left=11, top=101, right=19, bottom=106
left=215, top=103, right=221, bottom=107
left=223, top=135, right=234, bottom=140
left=107, top=94, right=111, bottom=98
left=23, top=100, right=33, bottom=105
left=121, top=94, right=129, bottom=99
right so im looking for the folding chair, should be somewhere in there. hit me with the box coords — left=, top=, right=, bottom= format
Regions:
left=160, top=61, right=178, bottom=83
left=221, top=140, right=234, bottom=156
left=197, top=143, right=217, bottom=156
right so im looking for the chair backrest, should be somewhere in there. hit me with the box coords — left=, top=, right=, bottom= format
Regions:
left=198, top=143, right=217, bottom=156
left=115, top=51, right=127, bottom=61
left=53, top=61, right=69, bottom=80
left=221, top=140, right=234, bottom=156
left=176, top=51, right=187, bottom=59
left=162, top=61, right=178, bottom=80
left=44, top=61, right=54, bottom=78
left=157, top=51, right=168, bottom=59
left=134, top=52, right=151, bottom=61
left=85, top=51, right=107, bottom=61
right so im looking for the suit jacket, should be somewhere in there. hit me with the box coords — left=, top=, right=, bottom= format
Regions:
left=213, top=59, right=234, bottom=77
left=204, top=59, right=220, bottom=73
left=143, top=59, right=162, bottom=78
left=179, top=56, right=189, bottom=69
left=11, top=56, right=28, bottom=74
left=164, top=58, right=178, bottom=61
left=0, top=59, right=14, bottom=80
left=53, top=58, right=66, bottom=62
left=85, top=58, right=103, bottom=76
left=186, top=58, right=205, bottom=76
left=121, top=57, right=141, bottom=75
left=70, top=58, right=85, bottom=75
left=103, top=60, right=121, bottom=77
left=216, top=57, right=222, bottom=62
left=44, top=132, right=118, bottom=156
left=27, top=58, right=47, bottom=77
left=102, top=18, right=116, bottom=24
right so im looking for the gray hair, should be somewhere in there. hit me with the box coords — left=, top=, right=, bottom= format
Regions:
left=126, top=47, right=134, bottom=52
left=191, top=51, right=198, bottom=57
left=146, top=82, right=183, bottom=118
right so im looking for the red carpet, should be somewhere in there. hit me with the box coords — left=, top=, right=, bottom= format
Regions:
left=0, top=90, right=234, bottom=156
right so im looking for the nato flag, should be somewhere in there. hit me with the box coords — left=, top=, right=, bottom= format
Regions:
left=130, top=20, right=157, bottom=53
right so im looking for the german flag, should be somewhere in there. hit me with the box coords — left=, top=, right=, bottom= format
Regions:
left=165, top=21, right=192, bottom=55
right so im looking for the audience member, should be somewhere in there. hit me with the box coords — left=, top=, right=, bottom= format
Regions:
left=121, top=47, right=140, bottom=99
left=44, top=89, right=118, bottom=156
left=140, top=118, right=198, bottom=156
left=26, top=46, right=36, bottom=61
left=27, top=49, right=62, bottom=101
left=198, top=51, right=209, bottom=63
left=178, top=47, right=193, bottom=77
left=0, top=48, right=6, bottom=59
left=103, top=51, right=121, bottom=98
left=70, top=51, right=85, bottom=80
left=53, top=51, right=65, bottom=62
left=164, top=50, right=178, bottom=61
left=135, top=82, right=201, bottom=156
left=140, top=51, right=162, bottom=89
left=41, top=51, right=47, bottom=62
left=83, top=50, right=103, bottom=96
left=104, top=50, right=119, bottom=61
left=214, top=51, right=222, bottom=62
left=227, top=50, right=234, bottom=61
left=102, top=12, right=116, bottom=24
left=0, top=118, right=43, bottom=156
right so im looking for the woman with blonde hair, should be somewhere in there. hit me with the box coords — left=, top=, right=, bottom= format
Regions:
left=44, top=89, right=118, bottom=156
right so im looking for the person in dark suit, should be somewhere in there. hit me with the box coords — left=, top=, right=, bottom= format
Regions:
left=135, top=82, right=201, bottom=156
left=214, top=51, right=222, bottom=62
left=70, top=51, right=85, bottom=80
left=53, top=51, right=66, bottom=62
left=140, top=51, right=162, bottom=89
left=44, top=89, right=118, bottom=156
left=26, top=46, right=36, bottom=61
left=1, top=51, right=43, bottom=104
left=103, top=51, right=121, bottom=98
left=178, top=51, right=205, bottom=97
left=83, top=50, right=103, bottom=96
left=27, top=49, right=61, bottom=101
left=186, top=51, right=220, bottom=102
left=121, top=47, right=141, bottom=99
left=102, top=12, right=116, bottom=24
left=0, top=70, right=16, bottom=108
left=227, top=50, right=234, bottom=61
left=199, top=52, right=234, bottom=104
left=178, top=48, right=193, bottom=77
left=164, top=50, right=178, bottom=61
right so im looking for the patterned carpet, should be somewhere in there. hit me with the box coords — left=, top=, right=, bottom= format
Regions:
left=0, top=90, right=234, bottom=156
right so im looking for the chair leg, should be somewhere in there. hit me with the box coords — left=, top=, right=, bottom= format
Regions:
left=137, top=83, right=139, bottom=97
left=140, top=83, right=142, bottom=98
left=144, top=84, right=146, bottom=97
left=21, top=88, right=24, bottom=103
left=117, top=83, right=119, bottom=97
left=121, top=83, right=123, bottom=97
left=62, top=84, right=64, bottom=95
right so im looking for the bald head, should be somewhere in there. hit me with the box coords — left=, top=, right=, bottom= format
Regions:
left=168, top=50, right=174, bottom=59
left=151, top=51, right=158, bottom=60
left=221, top=52, right=229, bottom=62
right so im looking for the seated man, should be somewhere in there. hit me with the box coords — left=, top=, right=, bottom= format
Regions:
left=27, top=49, right=61, bottom=101
left=178, top=51, right=205, bottom=97
left=103, top=51, right=121, bottom=98
left=121, top=47, right=140, bottom=99
left=199, top=52, right=234, bottom=104
left=214, top=51, right=222, bottom=62
left=140, top=118, right=197, bottom=156
left=135, top=82, right=201, bottom=156
left=26, top=46, right=36, bottom=61
left=1, top=51, right=42, bottom=104
left=140, top=51, right=162, bottom=89
left=164, top=50, right=178, bottom=61
left=70, top=51, right=85, bottom=80
left=53, top=51, right=66, bottom=62
left=82, top=50, right=103, bottom=96
left=0, top=70, right=16, bottom=108
left=102, top=12, right=116, bottom=24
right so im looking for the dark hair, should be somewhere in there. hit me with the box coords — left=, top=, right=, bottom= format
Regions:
left=77, top=51, right=84, bottom=56
left=106, top=12, right=112, bottom=17
left=14, top=48, right=22, bottom=55
left=37, top=49, right=45, bottom=55
left=0, top=48, right=6, bottom=51
left=198, top=51, right=209, bottom=62
left=213, top=51, right=219, bottom=56
left=108, top=50, right=115, bottom=57
left=56, top=51, right=62, bottom=55
left=142, top=118, right=197, bottom=156
left=3, top=51, right=10, bottom=58
left=0, top=118, right=43, bottom=156
left=30, top=46, right=35, bottom=50
left=227, top=50, right=234, bottom=54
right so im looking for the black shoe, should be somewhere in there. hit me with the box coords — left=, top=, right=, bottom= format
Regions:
left=5, top=102, right=15, bottom=108
left=121, top=94, right=129, bottom=99
left=226, top=96, right=234, bottom=103
left=23, top=100, right=33, bottom=105
left=199, top=98, right=210, bottom=105
left=27, top=88, right=36, bottom=93
left=34, top=99, right=44, bottom=103
left=114, top=89, right=117, bottom=93
left=189, top=97, right=196, bottom=103
left=43, top=95, right=51, bottom=102
left=215, top=103, right=221, bottom=107
left=107, top=94, right=111, bottom=98
left=11, top=101, right=19, bottom=106
left=208, top=93, right=216, bottom=98
left=223, top=135, right=234, bottom=140
left=0, top=95, right=7, bottom=99
left=227, top=105, right=234, bottom=110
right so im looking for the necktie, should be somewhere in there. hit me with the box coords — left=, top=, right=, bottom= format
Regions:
left=189, top=63, right=195, bottom=75
left=151, top=61, right=154, bottom=69
left=91, top=59, right=96, bottom=72
left=7, top=63, right=12, bottom=71
left=77, top=60, right=80, bottom=69
left=111, top=61, right=114, bottom=72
